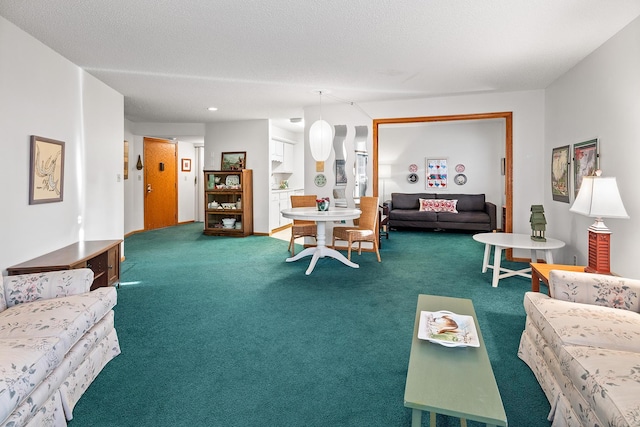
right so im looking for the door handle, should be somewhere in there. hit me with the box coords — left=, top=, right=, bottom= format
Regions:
left=147, top=184, right=152, bottom=193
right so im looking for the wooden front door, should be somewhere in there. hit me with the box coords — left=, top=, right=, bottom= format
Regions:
left=144, top=137, right=177, bottom=230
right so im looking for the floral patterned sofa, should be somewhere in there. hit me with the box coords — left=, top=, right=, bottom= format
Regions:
left=518, top=270, right=640, bottom=426
left=0, top=269, right=120, bottom=426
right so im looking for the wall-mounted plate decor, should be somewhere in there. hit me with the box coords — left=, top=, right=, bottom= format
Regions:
left=409, top=164, right=418, bottom=172
left=455, top=164, right=465, bottom=173
left=314, top=174, right=327, bottom=187
left=454, top=173, right=467, bottom=185
left=407, top=173, right=418, bottom=183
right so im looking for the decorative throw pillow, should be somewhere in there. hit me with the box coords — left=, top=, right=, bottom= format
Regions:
left=419, top=198, right=458, bottom=213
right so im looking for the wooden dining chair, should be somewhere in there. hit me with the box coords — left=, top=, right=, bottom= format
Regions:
left=288, top=195, right=318, bottom=256
left=332, top=196, right=381, bottom=262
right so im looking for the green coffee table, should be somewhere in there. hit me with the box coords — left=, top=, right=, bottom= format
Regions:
left=404, top=295, right=507, bottom=426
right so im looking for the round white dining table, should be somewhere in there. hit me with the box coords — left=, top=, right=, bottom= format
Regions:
left=472, top=232, right=566, bottom=287
left=281, top=207, right=361, bottom=275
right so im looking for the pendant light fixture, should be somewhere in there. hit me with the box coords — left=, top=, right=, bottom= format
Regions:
left=309, top=90, right=333, bottom=171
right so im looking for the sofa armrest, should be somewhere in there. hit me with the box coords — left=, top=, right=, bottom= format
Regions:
left=549, top=270, right=640, bottom=312
left=3, top=268, right=94, bottom=308
left=484, top=202, right=497, bottom=231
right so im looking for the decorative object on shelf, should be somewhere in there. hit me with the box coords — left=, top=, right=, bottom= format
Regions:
left=309, top=90, right=333, bottom=172
left=529, top=205, right=547, bottom=242
left=316, top=197, right=330, bottom=211
left=407, top=173, right=418, bottom=183
left=225, top=174, right=240, bottom=187
left=570, top=170, right=629, bottom=274
left=29, top=135, right=65, bottom=204
left=455, top=163, right=465, bottom=173
left=454, top=174, right=467, bottom=185
left=181, top=158, right=191, bottom=172
left=335, top=159, right=347, bottom=185
left=573, top=138, right=599, bottom=198
left=552, top=145, right=570, bottom=203
left=314, top=173, right=327, bottom=187
left=409, top=163, right=418, bottom=173
left=426, top=158, right=448, bottom=189
left=221, top=151, right=246, bottom=171
left=221, top=218, right=236, bottom=229
left=279, top=180, right=288, bottom=189
left=136, top=155, right=143, bottom=170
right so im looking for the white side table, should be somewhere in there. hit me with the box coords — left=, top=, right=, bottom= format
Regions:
left=472, top=233, right=566, bottom=287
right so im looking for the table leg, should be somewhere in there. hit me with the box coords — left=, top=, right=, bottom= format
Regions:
left=481, top=244, right=491, bottom=273
left=430, top=411, right=436, bottom=426
left=545, top=250, right=554, bottom=264
left=411, top=408, right=422, bottom=427
left=492, top=246, right=502, bottom=287
left=531, top=267, right=541, bottom=292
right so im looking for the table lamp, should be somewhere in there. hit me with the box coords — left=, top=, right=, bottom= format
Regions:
left=569, top=170, right=629, bottom=274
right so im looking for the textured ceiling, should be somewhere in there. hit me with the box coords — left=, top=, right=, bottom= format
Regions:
left=2, top=0, right=640, bottom=131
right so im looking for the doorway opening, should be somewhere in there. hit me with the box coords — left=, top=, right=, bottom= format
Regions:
left=372, top=111, right=513, bottom=252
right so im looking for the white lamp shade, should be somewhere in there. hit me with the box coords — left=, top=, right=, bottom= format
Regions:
left=309, top=120, right=333, bottom=161
left=570, top=176, right=629, bottom=219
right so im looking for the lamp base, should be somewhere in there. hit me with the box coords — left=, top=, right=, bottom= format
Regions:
left=585, top=228, right=612, bottom=275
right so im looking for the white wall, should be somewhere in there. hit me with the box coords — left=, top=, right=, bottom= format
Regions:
left=545, top=16, right=640, bottom=278
left=0, top=16, right=123, bottom=273
left=204, top=120, right=270, bottom=233
left=305, top=90, right=545, bottom=243
left=177, top=141, right=197, bottom=223
left=378, top=120, right=504, bottom=213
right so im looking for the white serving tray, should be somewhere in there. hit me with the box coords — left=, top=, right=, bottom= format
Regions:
left=417, top=310, right=480, bottom=348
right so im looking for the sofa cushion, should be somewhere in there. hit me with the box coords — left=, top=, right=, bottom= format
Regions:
left=437, top=193, right=485, bottom=211
left=0, top=287, right=117, bottom=355
left=391, top=193, right=435, bottom=210
left=419, top=198, right=458, bottom=213
left=389, top=209, right=437, bottom=222
left=523, top=292, right=640, bottom=356
left=0, top=336, right=66, bottom=424
left=559, top=344, right=640, bottom=426
left=438, top=211, right=489, bottom=224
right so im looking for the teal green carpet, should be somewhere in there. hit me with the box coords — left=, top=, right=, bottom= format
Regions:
left=70, top=224, right=550, bottom=426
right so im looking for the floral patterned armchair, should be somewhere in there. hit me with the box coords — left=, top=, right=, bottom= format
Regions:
left=518, top=270, right=640, bottom=427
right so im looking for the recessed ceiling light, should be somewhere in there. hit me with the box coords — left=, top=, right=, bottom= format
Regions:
left=207, top=107, right=218, bottom=111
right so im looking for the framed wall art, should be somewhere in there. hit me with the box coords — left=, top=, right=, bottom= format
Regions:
left=221, top=151, right=246, bottom=171
left=29, top=135, right=65, bottom=204
left=573, top=139, right=599, bottom=198
left=181, top=158, right=192, bottom=172
left=425, top=158, right=448, bottom=189
left=551, top=145, right=570, bottom=203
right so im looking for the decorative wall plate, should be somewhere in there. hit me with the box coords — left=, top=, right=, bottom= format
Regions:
left=225, top=175, right=240, bottom=186
left=455, top=164, right=465, bottom=173
left=407, top=173, right=418, bottom=183
left=409, top=164, right=418, bottom=172
left=454, top=173, right=467, bottom=185
left=314, top=174, right=327, bottom=187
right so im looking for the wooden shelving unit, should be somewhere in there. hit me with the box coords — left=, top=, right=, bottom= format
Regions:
left=203, top=169, right=253, bottom=237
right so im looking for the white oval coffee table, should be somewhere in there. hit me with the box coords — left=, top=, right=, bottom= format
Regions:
left=472, top=232, right=565, bottom=287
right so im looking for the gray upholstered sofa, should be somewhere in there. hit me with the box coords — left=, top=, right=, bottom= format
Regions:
left=387, top=193, right=496, bottom=232
left=0, top=269, right=120, bottom=426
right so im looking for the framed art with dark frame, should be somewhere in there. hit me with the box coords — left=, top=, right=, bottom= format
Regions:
left=551, top=145, right=570, bottom=203
left=29, top=135, right=65, bottom=204
left=181, top=158, right=192, bottom=172
left=221, top=151, right=246, bottom=171
left=573, top=139, right=599, bottom=198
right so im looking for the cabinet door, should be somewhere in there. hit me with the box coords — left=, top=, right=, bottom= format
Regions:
left=270, top=193, right=281, bottom=231
left=107, top=245, right=120, bottom=286
left=282, top=143, right=294, bottom=173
